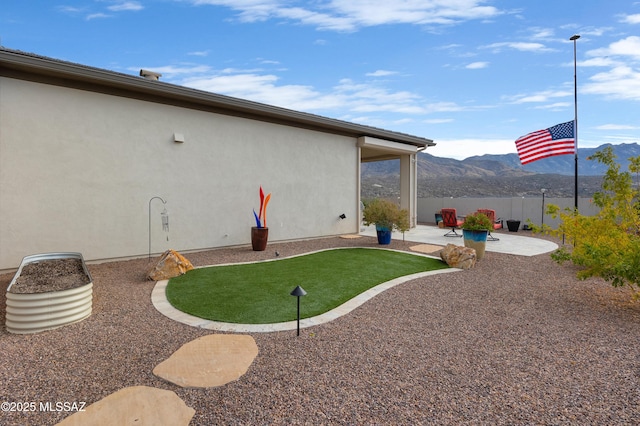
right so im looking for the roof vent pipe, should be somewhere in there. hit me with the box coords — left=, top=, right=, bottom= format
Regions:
left=140, top=69, right=162, bottom=81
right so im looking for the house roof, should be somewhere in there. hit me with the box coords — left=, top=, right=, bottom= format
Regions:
left=0, top=48, right=434, bottom=150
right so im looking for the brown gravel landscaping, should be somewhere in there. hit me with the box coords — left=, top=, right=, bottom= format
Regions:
left=8, top=258, right=90, bottom=294
left=1, top=233, right=639, bottom=425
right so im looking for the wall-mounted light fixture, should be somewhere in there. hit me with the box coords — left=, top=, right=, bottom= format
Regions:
left=173, top=133, right=185, bottom=144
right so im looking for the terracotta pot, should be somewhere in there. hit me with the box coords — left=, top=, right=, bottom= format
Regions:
left=251, top=227, right=269, bottom=251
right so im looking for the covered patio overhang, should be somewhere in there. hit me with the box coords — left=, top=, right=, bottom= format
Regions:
left=358, top=136, right=434, bottom=228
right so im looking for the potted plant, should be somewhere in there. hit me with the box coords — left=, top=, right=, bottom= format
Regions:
left=461, top=212, right=493, bottom=260
left=362, top=199, right=410, bottom=245
left=251, top=186, right=271, bottom=251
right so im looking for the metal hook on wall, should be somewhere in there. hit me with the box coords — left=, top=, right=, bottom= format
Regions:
left=149, top=196, right=167, bottom=260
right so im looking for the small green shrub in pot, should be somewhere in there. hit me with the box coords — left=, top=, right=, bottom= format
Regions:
left=362, top=199, right=410, bottom=232
left=461, top=212, right=493, bottom=231
left=461, top=212, right=492, bottom=260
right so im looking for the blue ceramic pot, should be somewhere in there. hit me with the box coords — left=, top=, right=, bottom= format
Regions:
left=375, top=225, right=392, bottom=245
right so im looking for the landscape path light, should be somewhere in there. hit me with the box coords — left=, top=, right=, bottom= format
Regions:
left=290, top=285, right=307, bottom=336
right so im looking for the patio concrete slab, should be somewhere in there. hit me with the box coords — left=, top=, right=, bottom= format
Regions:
left=361, top=225, right=557, bottom=256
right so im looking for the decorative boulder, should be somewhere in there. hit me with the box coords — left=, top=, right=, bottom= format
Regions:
left=440, top=243, right=476, bottom=270
left=147, top=249, right=194, bottom=281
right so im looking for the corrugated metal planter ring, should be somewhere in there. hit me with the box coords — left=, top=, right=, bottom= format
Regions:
left=5, top=252, right=93, bottom=334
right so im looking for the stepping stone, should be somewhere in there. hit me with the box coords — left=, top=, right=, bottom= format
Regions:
left=153, top=334, right=259, bottom=388
left=56, top=386, right=194, bottom=425
left=340, top=234, right=362, bottom=239
left=410, top=243, right=443, bottom=254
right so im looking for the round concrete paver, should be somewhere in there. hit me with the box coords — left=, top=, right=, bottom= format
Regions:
left=153, top=334, right=259, bottom=388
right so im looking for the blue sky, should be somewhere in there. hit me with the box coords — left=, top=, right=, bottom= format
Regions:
left=3, top=1, right=640, bottom=159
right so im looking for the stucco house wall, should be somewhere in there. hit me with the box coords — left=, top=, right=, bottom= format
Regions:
left=0, top=77, right=361, bottom=270
left=0, top=49, right=433, bottom=271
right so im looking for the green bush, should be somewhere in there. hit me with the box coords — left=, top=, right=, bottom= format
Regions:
left=362, top=199, right=410, bottom=232
left=542, top=146, right=640, bottom=296
left=462, top=212, right=493, bottom=231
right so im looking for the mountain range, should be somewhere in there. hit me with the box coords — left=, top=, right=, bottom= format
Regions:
left=462, top=143, right=640, bottom=177
left=361, top=142, right=640, bottom=198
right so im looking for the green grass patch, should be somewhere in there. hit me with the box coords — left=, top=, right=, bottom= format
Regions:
left=166, top=248, right=448, bottom=324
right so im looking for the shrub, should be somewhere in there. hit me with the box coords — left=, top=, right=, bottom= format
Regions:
left=362, top=199, right=410, bottom=233
left=542, top=146, right=640, bottom=295
left=462, top=212, right=493, bottom=231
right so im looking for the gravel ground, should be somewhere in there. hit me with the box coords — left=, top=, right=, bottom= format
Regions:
left=1, top=233, right=639, bottom=425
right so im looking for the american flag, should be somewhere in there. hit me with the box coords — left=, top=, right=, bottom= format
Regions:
left=515, top=120, right=575, bottom=165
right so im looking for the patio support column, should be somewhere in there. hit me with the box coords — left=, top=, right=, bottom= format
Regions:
left=399, top=153, right=418, bottom=228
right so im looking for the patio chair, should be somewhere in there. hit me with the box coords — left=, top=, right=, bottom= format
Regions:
left=441, top=208, right=464, bottom=237
left=477, top=209, right=503, bottom=241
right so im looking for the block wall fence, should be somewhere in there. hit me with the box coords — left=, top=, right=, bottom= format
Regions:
left=417, top=197, right=600, bottom=230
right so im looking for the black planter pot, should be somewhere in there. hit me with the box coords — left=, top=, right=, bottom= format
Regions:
left=506, top=220, right=520, bottom=232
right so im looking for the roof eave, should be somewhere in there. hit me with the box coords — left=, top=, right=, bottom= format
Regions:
left=0, top=49, right=435, bottom=148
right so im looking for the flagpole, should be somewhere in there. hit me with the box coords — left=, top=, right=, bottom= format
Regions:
left=571, top=34, right=580, bottom=210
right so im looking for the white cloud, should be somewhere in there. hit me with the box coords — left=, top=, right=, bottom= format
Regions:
left=533, top=102, right=570, bottom=110
left=184, top=73, right=345, bottom=110
left=465, top=61, right=488, bottom=69
left=425, top=118, right=454, bottom=124
left=86, top=13, right=111, bottom=20
left=508, top=90, right=572, bottom=104
left=596, top=124, right=638, bottom=130
left=334, top=79, right=426, bottom=114
left=57, top=6, right=84, bottom=13
left=366, top=70, right=399, bottom=77
left=620, top=13, right=640, bottom=24
left=587, top=36, right=640, bottom=60
left=188, top=51, right=211, bottom=57
left=172, top=66, right=477, bottom=120
left=529, top=27, right=555, bottom=40
left=258, top=58, right=280, bottom=65
left=133, top=65, right=213, bottom=75
left=189, top=0, right=502, bottom=31
left=579, top=36, right=640, bottom=100
left=480, top=41, right=555, bottom=53
left=582, top=66, right=640, bottom=101
left=430, top=138, right=516, bottom=160
left=108, top=2, right=143, bottom=12
left=579, top=57, right=620, bottom=67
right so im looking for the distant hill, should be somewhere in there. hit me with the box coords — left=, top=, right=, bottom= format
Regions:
left=464, top=143, right=640, bottom=176
left=363, top=142, right=640, bottom=178
left=361, top=142, right=640, bottom=198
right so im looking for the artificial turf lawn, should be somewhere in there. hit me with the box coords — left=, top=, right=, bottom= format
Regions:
left=166, top=248, right=448, bottom=324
